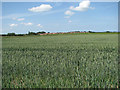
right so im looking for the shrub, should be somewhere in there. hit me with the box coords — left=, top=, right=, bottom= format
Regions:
left=7, top=33, right=16, bottom=36
left=28, top=32, right=37, bottom=35
left=37, top=31, right=46, bottom=34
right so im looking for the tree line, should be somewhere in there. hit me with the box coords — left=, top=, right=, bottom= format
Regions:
left=1, top=31, right=115, bottom=36
left=2, top=31, right=46, bottom=36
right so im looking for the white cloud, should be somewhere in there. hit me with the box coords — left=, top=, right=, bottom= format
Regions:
left=12, top=17, right=25, bottom=21
left=17, top=18, right=25, bottom=21
left=21, top=22, right=33, bottom=26
left=65, top=10, right=74, bottom=16
left=68, top=20, right=72, bottom=23
left=9, top=24, right=18, bottom=27
left=37, top=24, right=43, bottom=28
left=28, top=4, right=53, bottom=12
left=70, top=0, right=93, bottom=11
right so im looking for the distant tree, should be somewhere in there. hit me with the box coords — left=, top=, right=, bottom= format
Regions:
left=7, top=33, right=16, bottom=36
left=74, top=31, right=80, bottom=33
left=16, top=34, right=24, bottom=36
left=88, top=31, right=95, bottom=33
left=106, top=31, right=110, bottom=33
left=37, top=31, right=46, bottom=34
left=28, top=31, right=37, bottom=35
left=88, top=31, right=92, bottom=33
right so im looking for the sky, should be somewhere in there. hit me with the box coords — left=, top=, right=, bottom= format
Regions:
left=2, top=0, right=118, bottom=34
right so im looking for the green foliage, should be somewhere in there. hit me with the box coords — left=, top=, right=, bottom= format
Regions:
left=37, top=31, right=46, bottom=34
left=7, top=33, right=16, bottom=36
left=28, top=32, right=37, bottom=35
left=27, top=31, right=46, bottom=35
left=88, top=31, right=95, bottom=33
left=16, top=34, right=24, bottom=36
left=106, top=31, right=110, bottom=33
left=2, top=34, right=118, bottom=88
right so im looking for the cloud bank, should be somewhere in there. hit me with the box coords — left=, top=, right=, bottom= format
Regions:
left=65, top=10, right=74, bottom=16
left=64, top=0, right=94, bottom=19
left=28, top=4, right=53, bottom=12
left=70, top=0, right=93, bottom=11
left=12, top=17, right=25, bottom=21
left=9, top=24, right=18, bottom=27
left=17, top=18, right=25, bottom=21
left=21, top=22, right=33, bottom=26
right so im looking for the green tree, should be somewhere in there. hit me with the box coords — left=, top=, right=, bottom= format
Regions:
left=7, top=33, right=16, bottom=36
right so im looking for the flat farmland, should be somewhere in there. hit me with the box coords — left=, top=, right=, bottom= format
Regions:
left=2, top=33, right=118, bottom=88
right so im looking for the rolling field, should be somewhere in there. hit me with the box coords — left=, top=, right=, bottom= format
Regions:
left=2, top=33, right=118, bottom=88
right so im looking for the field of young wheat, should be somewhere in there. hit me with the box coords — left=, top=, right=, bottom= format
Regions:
left=2, top=33, right=118, bottom=88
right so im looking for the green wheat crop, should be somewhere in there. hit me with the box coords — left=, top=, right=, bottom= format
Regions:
left=2, top=33, right=118, bottom=88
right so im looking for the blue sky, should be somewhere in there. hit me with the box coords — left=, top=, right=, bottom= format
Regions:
left=2, top=1, right=118, bottom=34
